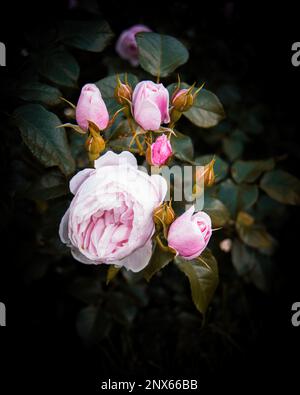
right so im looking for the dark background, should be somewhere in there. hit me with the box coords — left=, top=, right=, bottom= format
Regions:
left=0, top=0, right=299, bottom=392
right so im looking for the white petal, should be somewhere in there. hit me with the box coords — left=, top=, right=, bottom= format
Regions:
left=150, top=174, right=168, bottom=204
left=59, top=208, right=70, bottom=244
left=94, top=151, right=137, bottom=169
left=115, top=239, right=153, bottom=273
left=71, top=247, right=102, bottom=265
left=69, top=168, right=94, bottom=195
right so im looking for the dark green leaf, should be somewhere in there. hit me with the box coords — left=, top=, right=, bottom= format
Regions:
left=17, top=82, right=62, bottom=106
left=218, top=179, right=258, bottom=218
left=231, top=239, right=271, bottom=292
left=260, top=170, right=300, bottom=205
left=232, top=158, right=275, bottom=183
left=203, top=197, right=230, bottom=227
left=60, top=19, right=114, bottom=52
left=223, top=135, right=244, bottom=161
left=185, top=89, right=225, bottom=128
left=142, top=243, right=174, bottom=282
left=236, top=215, right=273, bottom=250
left=34, top=48, right=80, bottom=88
left=136, top=32, right=189, bottom=77
left=171, top=131, right=194, bottom=162
left=175, top=249, right=219, bottom=315
left=13, top=104, right=75, bottom=175
left=195, top=154, right=229, bottom=182
left=26, top=169, right=68, bottom=200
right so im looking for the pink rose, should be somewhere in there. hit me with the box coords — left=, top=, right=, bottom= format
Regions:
left=115, top=24, right=151, bottom=66
left=59, top=151, right=167, bottom=272
left=76, top=83, right=109, bottom=131
left=149, top=134, right=172, bottom=166
left=132, top=81, right=170, bottom=131
left=167, top=206, right=212, bottom=260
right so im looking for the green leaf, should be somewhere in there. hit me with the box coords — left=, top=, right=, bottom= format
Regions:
left=60, top=19, right=114, bottom=52
left=185, top=89, right=225, bottom=128
left=236, top=212, right=273, bottom=249
left=175, top=249, right=219, bottom=315
left=260, top=170, right=300, bottom=205
left=26, top=169, right=68, bottom=200
left=195, top=154, right=229, bottom=182
left=223, top=135, right=244, bottom=162
left=142, top=243, right=174, bottom=282
left=218, top=179, right=258, bottom=218
left=231, top=239, right=271, bottom=292
left=136, top=32, right=189, bottom=77
left=95, top=73, right=138, bottom=116
left=232, top=159, right=275, bottom=183
left=203, top=197, right=230, bottom=228
left=34, top=48, right=80, bottom=88
left=106, top=265, right=121, bottom=285
left=17, top=82, right=62, bottom=106
left=171, top=131, right=194, bottom=162
left=13, top=104, right=75, bottom=176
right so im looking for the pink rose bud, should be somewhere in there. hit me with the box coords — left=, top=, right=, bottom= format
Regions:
left=147, top=134, right=172, bottom=166
left=172, top=88, right=194, bottom=112
left=167, top=206, right=212, bottom=260
left=76, top=83, right=109, bottom=132
left=115, top=24, right=152, bottom=66
left=132, top=81, right=170, bottom=131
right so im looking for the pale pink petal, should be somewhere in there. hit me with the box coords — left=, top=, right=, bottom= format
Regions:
left=69, top=168, right=94, bottom=195
left=94, top=151, right=137, bottom=169
left=116, top=239, right=153, bottom=272
left=59, top=208, right=70, bottom=244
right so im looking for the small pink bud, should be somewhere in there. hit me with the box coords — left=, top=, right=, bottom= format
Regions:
left=147, top=134, right=172, bottom=166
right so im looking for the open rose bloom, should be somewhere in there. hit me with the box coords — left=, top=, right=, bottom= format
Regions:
left=59, top=151, right=167, bottom=272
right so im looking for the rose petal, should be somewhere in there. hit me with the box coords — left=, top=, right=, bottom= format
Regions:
left=69, top=168, right=94, bottom=195
left=115, top=239, right=153, bottom=272
left=94, top=150, right=138, bottom=169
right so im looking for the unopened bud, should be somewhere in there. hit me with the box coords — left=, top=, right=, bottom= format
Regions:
left=114, top=75, right=132, bottom=105
left=153, top=202, right=175, bottom=227
left=196, top=158, right=216, bottom=188
left=172, top=88, right=194, bottom=112
left=85, top=128, right=105, bottom=161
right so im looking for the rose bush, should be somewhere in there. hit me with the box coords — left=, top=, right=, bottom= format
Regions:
left=11, top=14, right=300, bottom=323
